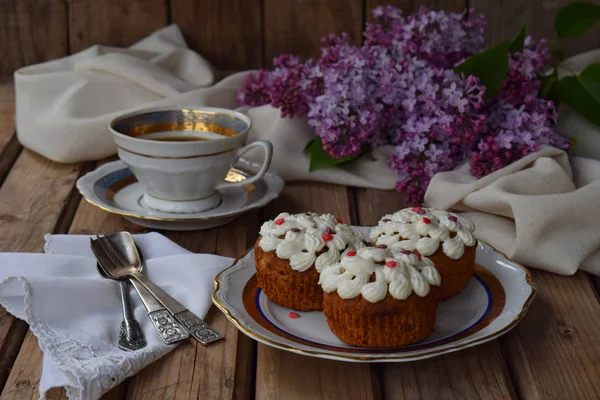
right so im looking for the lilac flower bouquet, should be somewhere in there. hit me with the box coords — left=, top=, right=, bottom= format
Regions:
left=237, top=6, right=575, bottom=204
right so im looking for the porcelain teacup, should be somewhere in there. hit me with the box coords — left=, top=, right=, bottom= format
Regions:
left=109, top=107, right=272, bottom=213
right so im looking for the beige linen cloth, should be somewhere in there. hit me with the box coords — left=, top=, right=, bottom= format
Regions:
left=14, top=25, right=600, bottom=276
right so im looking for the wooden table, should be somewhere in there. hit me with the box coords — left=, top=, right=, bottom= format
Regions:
left=0, top=81, right=599, bottom=400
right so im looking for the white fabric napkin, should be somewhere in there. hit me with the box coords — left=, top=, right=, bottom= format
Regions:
left=0, top=232, right=233, bottom=400
left=425, top=147, right=600, bottom=276
left=14, top=24, right=399, bottom=190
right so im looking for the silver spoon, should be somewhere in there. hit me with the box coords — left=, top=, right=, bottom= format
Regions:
left=96, top=262, right=146, bottom=351
left=93, top=232, right=223, bottom=346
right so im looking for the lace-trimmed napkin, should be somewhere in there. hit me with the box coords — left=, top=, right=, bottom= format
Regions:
left=0, top=233, right=232, bottom=400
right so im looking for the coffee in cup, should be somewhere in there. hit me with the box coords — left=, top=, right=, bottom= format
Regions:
left=110, top=107, right=272, bottom=213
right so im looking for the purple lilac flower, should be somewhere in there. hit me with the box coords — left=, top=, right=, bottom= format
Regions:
left=365, top=6, right=486, bottom=69
left=471, top=99, right=569, bottom=177
left=236, top=6, right=568, bottom=205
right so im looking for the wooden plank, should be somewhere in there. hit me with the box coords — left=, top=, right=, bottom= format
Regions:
left=0, top=81, right=19, bottom=186
left=500, top=270, right=600, bottom=399
left=69, top=0, right=168, bottom=53
left=0, top=0, right=67, bottom=77
left=170, top=0, right=263, bottom=70
left=0, top=82, right=15, bottom=152
left=470, top=0, right=600, bottom=57
left=0, top=151, right=84, bottom=399
left=263, top=0, right=363, bottom=66
left=355, top=188, right=515, bottom=399
left=255, top=182, right=376, bottom=400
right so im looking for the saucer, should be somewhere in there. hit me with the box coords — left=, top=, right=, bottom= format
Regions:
left=76, top=159, right=285, bottom=231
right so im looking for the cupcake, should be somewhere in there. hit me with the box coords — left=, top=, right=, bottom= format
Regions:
left=370, top=207, right=476, bottom=300
left=319, top=246, right=441, bottom=347
left=255, top=212, right=365, bottom=311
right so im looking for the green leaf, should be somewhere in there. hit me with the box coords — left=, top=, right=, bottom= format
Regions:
left=509, top=26, right=526, bottom=53
left=555, top=2, right=600, bottom=38
left=557, top=62, right=600, bottom=127
left=454, top=39, right=510, bottom=98
left=305, top=137, right=361, bottom=172
left=540, top=68, right=560, bottom=106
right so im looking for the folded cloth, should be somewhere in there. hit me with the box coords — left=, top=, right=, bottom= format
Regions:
left=14, top=24, right=398, bottom=190
left=0, top=232, right=233, bottom=400
left=425, top=146, right=600, bottom=276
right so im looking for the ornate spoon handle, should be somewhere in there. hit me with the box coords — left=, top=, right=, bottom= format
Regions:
left=129, top=279, right=189, bottom=345
left=131, top=272, right=223, bottom=346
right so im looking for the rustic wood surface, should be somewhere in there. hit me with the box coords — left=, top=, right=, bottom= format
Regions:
left=2, top=0, right=600, bottom=398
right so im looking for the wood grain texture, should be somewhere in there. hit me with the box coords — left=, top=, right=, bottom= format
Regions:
left=501, top=270, right=600, bottom=400
left=470, top=0, right=600, bottom=57
left=0, top=82, right=15, bottom=152
left=263, top=0, right=363, bottom=66
left=355, top=188, right=515, bottom=399
left=255, top=182, right=375, bottom=400
left=69, top=0, right=168, bottom=53
left=0, top=81, right=20, bottom=186
left=171, top=0, right=262, bottom=70
left=0, top=0, right=67, bottom=76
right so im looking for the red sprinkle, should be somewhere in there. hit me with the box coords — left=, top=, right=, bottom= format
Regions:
left=385, top=260, right=397, bottom=268
left=275, top=218, right=285, bottom=225
left=448, top=216, right=458, bottom=222
left=415, top=252, right=422, bottom=260
left=346, top=251, right=357, bottom=257
left=288, top=312, right=300, bottom=319
left=422, top=217, right=432, bottom=224
left=411, top=207, right=422, bottom=212
left=336, top=217, right=343, bottom=223
left=322, top=233, right=334, bottom=241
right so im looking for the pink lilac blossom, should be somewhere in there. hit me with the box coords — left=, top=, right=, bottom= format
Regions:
left=237, top=6, right=568, bottom=204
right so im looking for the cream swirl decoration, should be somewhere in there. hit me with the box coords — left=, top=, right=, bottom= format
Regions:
left=369, top=207, right=476, bottom=260
left=258, top=212, right=365, bottom=272
left=318, top=247, right=441, bottom=303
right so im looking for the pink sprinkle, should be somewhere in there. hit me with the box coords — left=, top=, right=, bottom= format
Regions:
left=416, top=209, right=426, bottom=215
left=291, top=228, right=301, bottom=232
left=401, top=250, right=411, bottom=255
left=449, top=216, right=458, bottom=222
left=382, top=219, right=391, bottom=222
left=288, top=312, right=300, bottom=319
left=325, top=227, right=333, bottom=234
left=376, top=244, right=387, bottom=249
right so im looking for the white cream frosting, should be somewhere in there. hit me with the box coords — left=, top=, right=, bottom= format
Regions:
left=258, top=212, right=365, bottom=272
left=370, top=208, right=476, bottom=260
left=318, top=247, right=441, bottom=303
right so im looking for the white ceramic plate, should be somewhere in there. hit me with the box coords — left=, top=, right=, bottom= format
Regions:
left=76, top=160, right=285, bottom=231
left=213, top=235, right=535, bottom=362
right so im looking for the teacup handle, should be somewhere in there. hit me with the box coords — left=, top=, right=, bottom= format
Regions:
left=215, top=140, right=273, bottom=191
